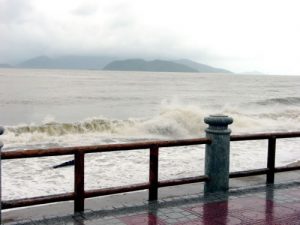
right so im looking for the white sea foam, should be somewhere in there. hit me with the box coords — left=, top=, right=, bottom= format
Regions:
left=3, top=101, right=300, bottom=151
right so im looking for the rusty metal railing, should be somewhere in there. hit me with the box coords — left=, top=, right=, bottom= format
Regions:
left=230, top=132, right=300, bottom=182
left=1, top=131, right=300, bottom=213
left=1, top=138, right=211, bottom=212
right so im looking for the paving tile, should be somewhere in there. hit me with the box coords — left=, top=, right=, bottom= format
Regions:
left=164, top=212, right=183, bottom=219
left=83, top=217, right=126, bottom=225
left=265, top=205, right=295, bottom=218
left=173, top=217, right=204, bottom=225
left=227, top=197, right=271, bottom=211
left=230, top=209, right=268, bottom=223
left=251, top=213, right=300, bottom=225
left=164, top=218, right=180, bottom=223
left=184, top=202, right=228, bottom=218
left=212, top=215, right=242, bottom=225
left=281, top=202, right=300, bottom=213
left=183, top=215, right=243, bottom=225
left=118, top=213, right=166, bottom=225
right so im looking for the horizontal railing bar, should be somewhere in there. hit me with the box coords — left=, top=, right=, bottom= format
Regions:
left=85, top=176, right=208, bottom=198
left=1, top=148, right=77, bottom=159
left=85, top=183, right=150, bottom=198
left=229, top=168, right=269, bottom=178
left=229, top=165, right=300, bottom=178
left=275, top=165, right=300, bottom=173
left=2, top=177, right=209, bottom=209
left=0, top=176, right=209, bottom=210
left=1, top=138, right=210, bottom=160
left=158, top=175, right=209, bottom=187
left=231, top=131, right=300, bottom=141
left=2, top=193, right=74, bottom=209
left=2, top=131, right=300, bottom=159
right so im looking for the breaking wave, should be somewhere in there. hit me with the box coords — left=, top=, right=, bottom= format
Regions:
left=6, top=106, right=206, bottom=137
left=2, top=103, right=300, bottom=150
left=9, top=119, right=136, bottom=136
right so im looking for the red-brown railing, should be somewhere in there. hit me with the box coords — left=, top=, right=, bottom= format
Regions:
left=1, top=138, right=211, bottom=212
left=230, top=132, right=300, bottom=182
left=1, top=131, right=300, bottom=213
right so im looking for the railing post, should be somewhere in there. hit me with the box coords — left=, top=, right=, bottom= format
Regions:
left=267, top=136, right=276, bottom=184
left=204, top=115, right=233, bottom=193
left=74, top=151, right=85, bottom=212
left=149, top=145, right=159, bottom=201
left=0, top=126, right=4, bottom=223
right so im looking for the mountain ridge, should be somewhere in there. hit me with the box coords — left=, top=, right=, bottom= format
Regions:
left=0, top=63, right=13, bottom=68
left=17, top=55, right=116, bottom=70
left=173, top=59, right=232, bottom=73
left=103, top=59, right=198, bottom=72
left=14, top=55, right=232, bottom=73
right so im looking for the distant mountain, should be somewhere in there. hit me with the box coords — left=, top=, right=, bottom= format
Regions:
left=173, top=59, right=232, bottom=73
left=0, top=63, right=12, bottom=68
left=17, top=55, right=232, bottom=73
left=18, top=55, right=116, bottom=70
left=18, top=56, right=52, bottom=68
left=103, top=59, right=198, bottom=72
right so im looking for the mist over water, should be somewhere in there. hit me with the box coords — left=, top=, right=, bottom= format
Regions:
left=1, top=68, right=300, bottom=200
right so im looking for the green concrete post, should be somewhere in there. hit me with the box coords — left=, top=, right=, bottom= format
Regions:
left=204, top=115, right=233, bottom=193
left=0, top=126, right=4, bottom=223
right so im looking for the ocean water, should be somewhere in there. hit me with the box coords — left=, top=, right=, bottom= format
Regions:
left=1, top=68, right=300, bottom=200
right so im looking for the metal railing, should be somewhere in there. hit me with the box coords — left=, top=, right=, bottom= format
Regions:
left=1, top=138, right=211, bottom=212
left=1, top=118, right=300, bottom=214
left=230, top=132, right=300, bottom=180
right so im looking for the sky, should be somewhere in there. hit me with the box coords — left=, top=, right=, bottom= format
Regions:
left=1, top=0, right=300, bottom=75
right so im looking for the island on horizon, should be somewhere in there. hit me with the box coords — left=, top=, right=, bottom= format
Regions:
left=103, top=58, right=232, bottom=73
left=1, top=55, right=233, bottom=73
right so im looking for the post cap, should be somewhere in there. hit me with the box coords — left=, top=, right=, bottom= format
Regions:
left=204, top=115, right=233, bottom=134
left=0, top=126, right=4, bottom=135
left=204, top=115, right=233, bottom=126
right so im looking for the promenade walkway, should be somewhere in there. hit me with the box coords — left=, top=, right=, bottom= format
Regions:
left=5, top=180, right=300, bottom=225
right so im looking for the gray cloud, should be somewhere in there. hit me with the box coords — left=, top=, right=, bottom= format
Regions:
left=71, top=2, right=99, bottom=16
left=1, top=0, right=300, bottom=74
left=0, top=0, right=32, bottom=24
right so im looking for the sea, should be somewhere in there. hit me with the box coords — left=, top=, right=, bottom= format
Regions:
left=1, top=68, right=300, bottom=200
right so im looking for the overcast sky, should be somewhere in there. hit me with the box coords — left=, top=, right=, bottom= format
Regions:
left=1, top=0, right=300, bottom=75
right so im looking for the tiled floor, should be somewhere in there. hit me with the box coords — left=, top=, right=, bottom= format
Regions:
left=6, top=182, right=300, bottom=225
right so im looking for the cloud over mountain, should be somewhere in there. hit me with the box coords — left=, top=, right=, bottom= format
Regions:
left=1, top=0, right=300, bottom=75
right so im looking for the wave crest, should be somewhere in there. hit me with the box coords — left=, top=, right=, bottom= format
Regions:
left=255, top=97, right=300, bottom=106
left=7, top=112, right=204, bottom=138
left=8, top=119, right=136, bottom=136
left=2, top=103, right=300, bottom=150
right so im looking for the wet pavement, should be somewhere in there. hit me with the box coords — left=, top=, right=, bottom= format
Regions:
left=5, top=181, right=300, bottom=225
